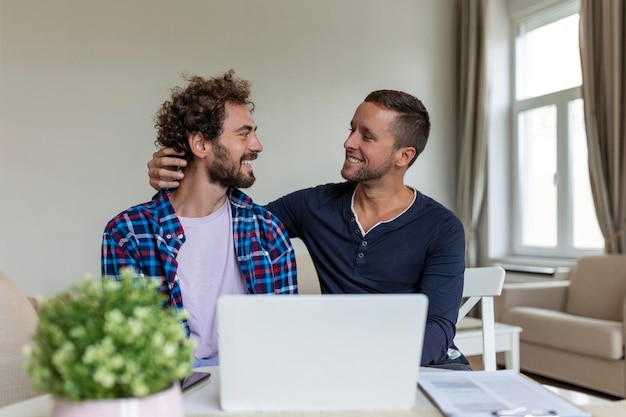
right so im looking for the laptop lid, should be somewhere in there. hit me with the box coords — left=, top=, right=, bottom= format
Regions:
left=217, top=294, right=428, bottom=412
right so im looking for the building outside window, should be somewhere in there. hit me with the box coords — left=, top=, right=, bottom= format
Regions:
left=511, top=1, right=603, bottom=258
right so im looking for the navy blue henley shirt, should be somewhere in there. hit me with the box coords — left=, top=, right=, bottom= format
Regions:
left=266, top=182, right=466, bottom=366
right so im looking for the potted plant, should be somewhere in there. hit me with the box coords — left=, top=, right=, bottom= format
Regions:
left=23, top=268, right=194, bottom=417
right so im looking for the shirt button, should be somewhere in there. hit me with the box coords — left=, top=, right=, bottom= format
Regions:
left=351, top=217, right=355, bottom=222
left=178, top=234, right=184, bottom=239
left=358, top=253, right=364, bottom=258
left=166, top=234, right=172, bottom=239
left=354, top=229, right=360, bottom=234
left=361, top=241, right=367, bottom=246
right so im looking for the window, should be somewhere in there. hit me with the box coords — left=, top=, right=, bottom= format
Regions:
left=511, top=2, right=603, bottom=258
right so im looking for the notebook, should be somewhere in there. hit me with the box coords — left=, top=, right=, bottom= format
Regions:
left=217, top=293, right=429, bottom=412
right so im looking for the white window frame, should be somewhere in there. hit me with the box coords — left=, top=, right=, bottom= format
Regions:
left=510, top=0, right=601, bottom=259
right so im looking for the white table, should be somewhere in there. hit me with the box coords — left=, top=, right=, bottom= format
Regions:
left=2, top=367, right=621, bottom=417
left=454, top=317, right=522, bottom=371
left=0, top=367, right=439, bottom=417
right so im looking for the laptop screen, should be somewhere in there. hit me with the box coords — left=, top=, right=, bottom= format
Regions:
left=217, top=294, right=428, bottom=412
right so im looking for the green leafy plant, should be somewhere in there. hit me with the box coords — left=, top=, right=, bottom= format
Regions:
left=24, top=268, right=194, bottom=400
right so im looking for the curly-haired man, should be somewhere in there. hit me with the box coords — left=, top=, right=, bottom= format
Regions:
left=101, top=70, right=298, bottom=367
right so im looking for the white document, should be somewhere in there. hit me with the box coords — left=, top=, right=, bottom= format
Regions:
left=418, top=370, right=591, bottom=417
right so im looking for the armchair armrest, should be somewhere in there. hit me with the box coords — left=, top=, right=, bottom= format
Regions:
left=494, top=280, right=570, bottom=322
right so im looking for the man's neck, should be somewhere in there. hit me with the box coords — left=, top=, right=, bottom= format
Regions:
left=354, top=181, right=413, bottom=214
left=352, top=180, right=414, bottom=232
left=169, top=167, right=229, bottom=218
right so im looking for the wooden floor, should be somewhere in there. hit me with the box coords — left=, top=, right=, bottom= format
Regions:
left=466, top=355, right=622, bottom=403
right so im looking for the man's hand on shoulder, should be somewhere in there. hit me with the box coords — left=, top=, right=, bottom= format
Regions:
left=147, top=147, right=187, bottom=191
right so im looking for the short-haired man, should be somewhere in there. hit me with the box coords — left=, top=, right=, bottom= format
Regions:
left=102, top=70, right=297, bottom=367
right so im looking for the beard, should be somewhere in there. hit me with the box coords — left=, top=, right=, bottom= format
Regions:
left=209, top=141, right=256, bottom=188
left=340, top=157, right=393, bottom=183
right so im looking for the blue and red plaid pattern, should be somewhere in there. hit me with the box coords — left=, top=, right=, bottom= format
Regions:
left=101, top=189, right=298, bottom=334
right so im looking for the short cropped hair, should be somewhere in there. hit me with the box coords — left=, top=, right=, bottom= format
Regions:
left=364, top=90, right=430, bottom=167
left=154, top=69, right=254, bottom=162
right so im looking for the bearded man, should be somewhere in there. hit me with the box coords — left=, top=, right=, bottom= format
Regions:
left=101, top=70, right=297, bottom=368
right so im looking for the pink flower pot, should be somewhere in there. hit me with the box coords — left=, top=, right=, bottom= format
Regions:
left=50, top=383, right=183, bottom=417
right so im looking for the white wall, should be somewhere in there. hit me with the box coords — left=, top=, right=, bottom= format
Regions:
left=0, top=0, right=457, bottom=296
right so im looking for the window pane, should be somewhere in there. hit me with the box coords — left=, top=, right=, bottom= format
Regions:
left=517, top=14, right=582, bottom=100
left=519, top=106, right=557, bottom=247
left=570, top=98, right=604, bottom=249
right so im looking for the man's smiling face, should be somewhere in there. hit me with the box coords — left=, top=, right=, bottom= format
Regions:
left=341, top=101, right=399, bottom=183
left=208, top=102, right=262, bottom=188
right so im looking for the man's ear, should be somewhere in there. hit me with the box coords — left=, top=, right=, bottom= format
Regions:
left=188, top=133, right=209, bottom=158
left=396, top=147, right=416, bottom=168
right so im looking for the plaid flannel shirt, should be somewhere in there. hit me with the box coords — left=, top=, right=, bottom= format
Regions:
left=101, top=189, right=298, bottom=334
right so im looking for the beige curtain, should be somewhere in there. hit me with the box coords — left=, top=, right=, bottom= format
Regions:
left=579, top=0, right=626, bottom=253
left=455, top=0, right=488, bottom=266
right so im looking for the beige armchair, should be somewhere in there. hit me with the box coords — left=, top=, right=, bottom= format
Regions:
left=495, top=255, right=626, bottom=398
left=0, top=270, right=40, bottom=407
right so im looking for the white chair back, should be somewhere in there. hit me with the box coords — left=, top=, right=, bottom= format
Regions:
left=458, top=266, right=506, bottom=371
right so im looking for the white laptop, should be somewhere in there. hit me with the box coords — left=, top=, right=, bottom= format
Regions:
left=217, top=293, right=428, bottom=412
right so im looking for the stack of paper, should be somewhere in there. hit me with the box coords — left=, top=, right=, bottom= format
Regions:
left=419, top=370, right=591, bottom=417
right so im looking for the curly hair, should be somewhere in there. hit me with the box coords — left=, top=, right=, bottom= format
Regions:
left=364, top=90, right=430, bottom=167
left=154, top=69, right=254, bottom=162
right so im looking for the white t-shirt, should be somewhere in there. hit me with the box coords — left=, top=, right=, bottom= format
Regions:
left=177, top=200, right=246, bottom=360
